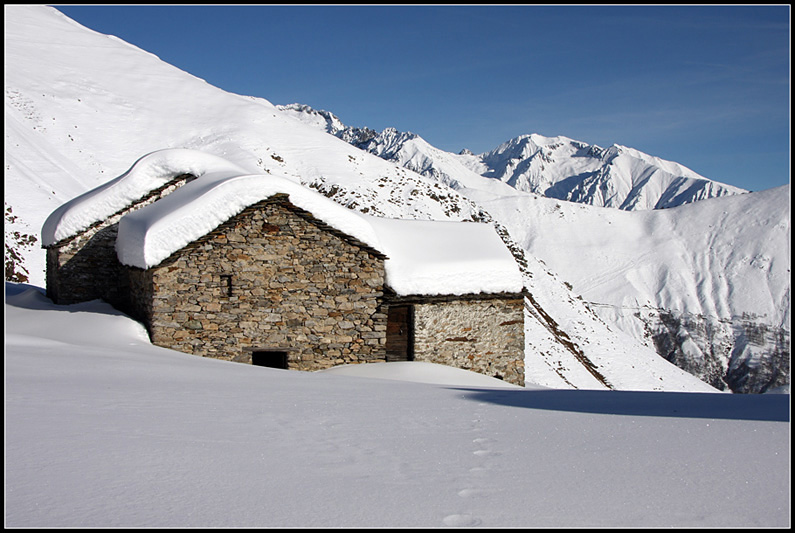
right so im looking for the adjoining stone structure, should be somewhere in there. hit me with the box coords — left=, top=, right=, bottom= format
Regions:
left=43, top=149, right=526, bottom=386
left=394, top=295, right=525, bottom=387
left=45, top=174, right=195, bottom=307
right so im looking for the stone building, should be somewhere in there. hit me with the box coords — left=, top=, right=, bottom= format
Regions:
left=43, top=149, right=526, bottom=385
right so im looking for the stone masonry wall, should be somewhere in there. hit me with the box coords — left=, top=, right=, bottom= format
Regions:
left=46, top=174, right=195, bottom=305
left=133, top=197, right=389, bottom=370
left=412, top=297, right=525, bottom=386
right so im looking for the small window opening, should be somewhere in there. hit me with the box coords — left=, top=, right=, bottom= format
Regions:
left=252, top=351, right=289, bottom=370
left=220, top=274, right=233, bottom=297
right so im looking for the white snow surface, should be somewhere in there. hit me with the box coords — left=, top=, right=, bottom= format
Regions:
left=40, top=149, right=251, bottom=246
left=42, top=148, right=523, bottom=296
left=5, top=283, right=790, bottom=528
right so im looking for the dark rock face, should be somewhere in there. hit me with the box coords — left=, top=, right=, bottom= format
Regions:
left=644, top=309, right=790, bottom=393
left=726, top=321, right=791, bottom=393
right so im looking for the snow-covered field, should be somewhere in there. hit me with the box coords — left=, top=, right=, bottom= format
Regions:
left=5, top=282, right=790, bottom=528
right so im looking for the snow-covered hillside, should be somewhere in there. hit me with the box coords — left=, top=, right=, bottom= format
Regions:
left=4, top=6, right=789, bottom=392
left=6, top=7, right=497, bottom=280
left=480, top=185, right=791, bottom=392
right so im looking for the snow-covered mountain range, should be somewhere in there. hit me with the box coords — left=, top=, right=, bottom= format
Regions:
left=277, top=103, right=748, bottom=211
left=4, top=5, right=789, bottom=392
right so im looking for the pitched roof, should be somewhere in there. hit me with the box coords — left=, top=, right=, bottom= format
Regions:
left=42, top=149, right=524, bottom=296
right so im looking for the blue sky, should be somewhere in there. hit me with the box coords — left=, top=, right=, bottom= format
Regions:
left=55, top=5, right=790, bottom=192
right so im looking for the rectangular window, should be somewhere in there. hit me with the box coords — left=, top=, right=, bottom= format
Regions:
left=220, top=274, right=233, bottom=297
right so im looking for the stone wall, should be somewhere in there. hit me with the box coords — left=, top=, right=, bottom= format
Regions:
left=411, top=296, right=525, bottom=386
left=46, top=174, right=195, bottom=305
left=46, top=224, right=126, bottom=306
left=131, top=196, right=389, bottom=370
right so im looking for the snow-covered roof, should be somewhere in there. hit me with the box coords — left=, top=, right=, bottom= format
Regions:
left=366, top=216, right=524, bottom=297
left=42, top=149, right=524, bottom=297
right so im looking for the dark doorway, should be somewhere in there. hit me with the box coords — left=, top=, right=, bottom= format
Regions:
left=252, top=350, right=289, bottom=369
left=386, top=305, right=414, bottom=362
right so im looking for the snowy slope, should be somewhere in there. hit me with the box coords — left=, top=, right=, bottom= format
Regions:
left=6, top=283, right=789, bottom=527
left=479, top=186, right=790, bottom=391
left=3, top=6, right=787, bottom=392
left=482, top=186, right=790, bottom=324
left=278, top=104, right=521, bottom=200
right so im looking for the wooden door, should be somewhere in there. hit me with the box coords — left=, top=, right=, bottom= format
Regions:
left=386, top=305, right=414, bottom=362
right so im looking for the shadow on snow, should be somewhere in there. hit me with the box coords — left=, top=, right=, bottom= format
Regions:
left=452, top=387, right=790, bottom=422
